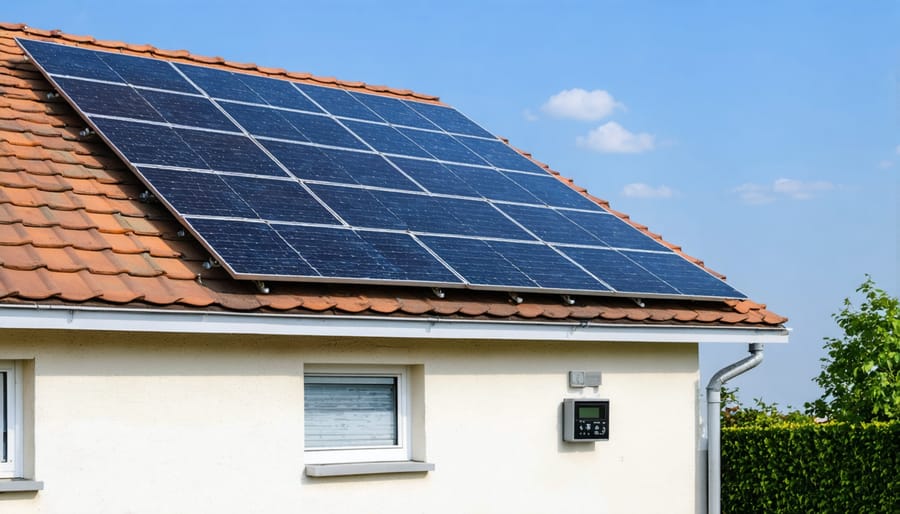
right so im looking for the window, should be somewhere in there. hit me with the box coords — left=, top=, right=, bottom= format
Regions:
left=304, top=366, right=410, bottom=464
left=0, top=361, right=23, bottom=479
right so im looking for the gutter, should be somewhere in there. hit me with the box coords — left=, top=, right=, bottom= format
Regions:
left=705, top=343, right=764, bottom=514
left=0, top=303, right=790, bottom=343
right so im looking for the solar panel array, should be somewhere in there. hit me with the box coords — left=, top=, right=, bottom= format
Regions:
left=19, top=38, right=746, bottom=300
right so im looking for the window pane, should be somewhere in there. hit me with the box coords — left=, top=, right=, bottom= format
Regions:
left=304, top=376, right=398, bottom=448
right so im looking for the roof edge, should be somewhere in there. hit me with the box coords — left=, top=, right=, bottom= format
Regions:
left=0, top=303, right=790, bottom=343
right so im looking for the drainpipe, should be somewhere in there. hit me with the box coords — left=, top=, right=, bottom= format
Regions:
left=706, top=343, right=764, bottom=514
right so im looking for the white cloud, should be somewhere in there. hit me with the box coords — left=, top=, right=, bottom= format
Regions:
left=734, top=178, right=835, bottom=204
left=772, top=178, right=834, bottom=199
left=733, top=183, right=775, bottom=205
left=541, top=88, right=623, bottom=121
left=576, top=122, right=655, bottom=154
left=622, top=183, right=674, bottom=199
left=522, top=109, right=539, bottom=122
left=877, top=160, right=894, bottom=169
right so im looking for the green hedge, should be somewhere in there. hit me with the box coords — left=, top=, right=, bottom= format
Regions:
left=721, top=422, right=900, bottom=513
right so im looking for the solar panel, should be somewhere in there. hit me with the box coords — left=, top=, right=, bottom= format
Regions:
left=19, top=38, right=746, bottom=300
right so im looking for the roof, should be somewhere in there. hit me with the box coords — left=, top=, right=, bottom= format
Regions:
left=0, top=23, right=787, bottom=328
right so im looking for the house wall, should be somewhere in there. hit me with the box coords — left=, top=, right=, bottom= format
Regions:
left=0, top=328, right=700, bottom=514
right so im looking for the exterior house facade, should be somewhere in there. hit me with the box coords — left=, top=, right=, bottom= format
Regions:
left=0, top=24, right=788, bottom=514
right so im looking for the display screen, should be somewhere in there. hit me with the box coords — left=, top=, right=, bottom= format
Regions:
left=578, top=406, right=601, bottom=419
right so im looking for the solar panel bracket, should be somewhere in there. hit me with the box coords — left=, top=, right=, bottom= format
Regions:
left=431, top=287, right=446, bottom=299
left=561, top=295, right=576, bottom=306
left=254, top=281, right=270, bottom=294
left=202, top=257, right=220, bottom=270
left=632, top=298, right=646, bottom=308
left=138, top=190, right=157, bottom=203
left=508, top=292, right=524, bottom=305
left=78, top=127, right=95, bottom=138
left=45, top=91, right=60, bottom=100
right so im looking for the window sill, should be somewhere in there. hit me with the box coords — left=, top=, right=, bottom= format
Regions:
left=0, top=479, right=43, bottom=492
left=305, top=460, right=434, bottom=477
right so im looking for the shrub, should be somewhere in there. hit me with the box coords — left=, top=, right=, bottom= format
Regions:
left=722, top=422, right=900, bottom=513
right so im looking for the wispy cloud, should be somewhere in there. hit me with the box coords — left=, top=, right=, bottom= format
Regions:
left=622, top=183, right=674, bottom=199
left=877, top=160, right=893, bottom=169
left=895, top=144, right=900, bottom=155
left=522, top=109, right=539, bottom=122
left=541, top=88, right=623, bottom=121
left=734, top=178, right=835, bottom=204
left=576, top=122, right=655, bottom=154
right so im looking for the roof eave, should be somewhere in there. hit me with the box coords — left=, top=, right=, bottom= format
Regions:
left=0, top=303, right=790, bottom=344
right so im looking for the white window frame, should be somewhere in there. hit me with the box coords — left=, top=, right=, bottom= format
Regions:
left=0, top=361, right=24, bottom=479
left=303, top=365, right=411, bottom=465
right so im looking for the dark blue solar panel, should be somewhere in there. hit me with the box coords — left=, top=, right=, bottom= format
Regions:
left=322, top=149, right=422, bottom=191
left=91, top=118, right=208, bottom=169
left=56, top=78, right=162, bottom=122
left=374, top=192, right=532, bottom=240
left=24, top=38, right=747, bottom=299
left=175, top=64, right=264, bottom=103
left=139, top=90, right=238, bottom=131
left=369, top=192, right=456, bottom=235
left=351, top=93, right=438, bottom=130
left=418, top=236, right=536, bottom=288
left=295, top=84, right=383, bottom=122
left=276, top=225, right=456, bottom=282
left=404, top=101, right=494, bottom=138
left=623, top=251, right=743, bottom=298
left=175, top=129, right=287, bottom=177
left=446, top=164, right=540, bottom=204
left=386, top=157, right=479, bottom=197
left=486, top=241, right=608, bottom=291
left=278, top=111, right=366, bottom=149
left=341, top=120, right=430, bottom=157
left=20, top=39, right=121, bottom=82
left=136, top=167, right=255, bottom=218
left=497, top=204, right=599, bottom=245
left=439, top=197, right=534, bottom=240
left=308, top=184, right=407, bottom=230
left=219, top=101, right=307, bottom=141
left=260, top=141, right=354, bottom=183
left=236, top=74, right=322, bottom=112
left=399, top=129, right=489, bottom=166
left=562, top=211, right=671, bottom=252
left=220, top=175, right=338, bottom=225
left=457, top=136, right=545, bottom=173
left=558, top=247, right=678, bottom=295
left=502, top=172, right=600, bottom=210
left=186, top=218, right=317, bottom=277
left=96, top=52, right=197, bottom=94
left=359, top=231, right=462, bottom=283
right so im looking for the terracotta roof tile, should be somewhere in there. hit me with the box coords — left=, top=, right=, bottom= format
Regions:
left=0, top=24, right=786, bottom=329
left=458, top=301, right=490, bottom=317
left=516, top=303, right=545, bottom=319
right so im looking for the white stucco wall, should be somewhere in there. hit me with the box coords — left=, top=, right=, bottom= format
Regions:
left=0, top=329, right=700, bottom=514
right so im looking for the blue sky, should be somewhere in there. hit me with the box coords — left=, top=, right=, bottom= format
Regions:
left=9, top=1, right=898, bottom=410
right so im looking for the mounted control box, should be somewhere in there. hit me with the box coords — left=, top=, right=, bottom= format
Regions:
left=563, top=399, right=610, bottom=442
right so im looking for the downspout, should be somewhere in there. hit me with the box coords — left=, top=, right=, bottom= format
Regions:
left=706, top=343, right=764, bottom=514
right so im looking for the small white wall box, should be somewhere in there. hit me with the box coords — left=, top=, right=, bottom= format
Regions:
left=568, top=371, right=602, bottom=388
left=562, top=399, right=610, bottom=442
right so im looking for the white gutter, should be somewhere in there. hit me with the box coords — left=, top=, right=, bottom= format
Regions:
left=0, top=304, right=789, bottom=343
left=706, top=343, right=765, bottom=514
